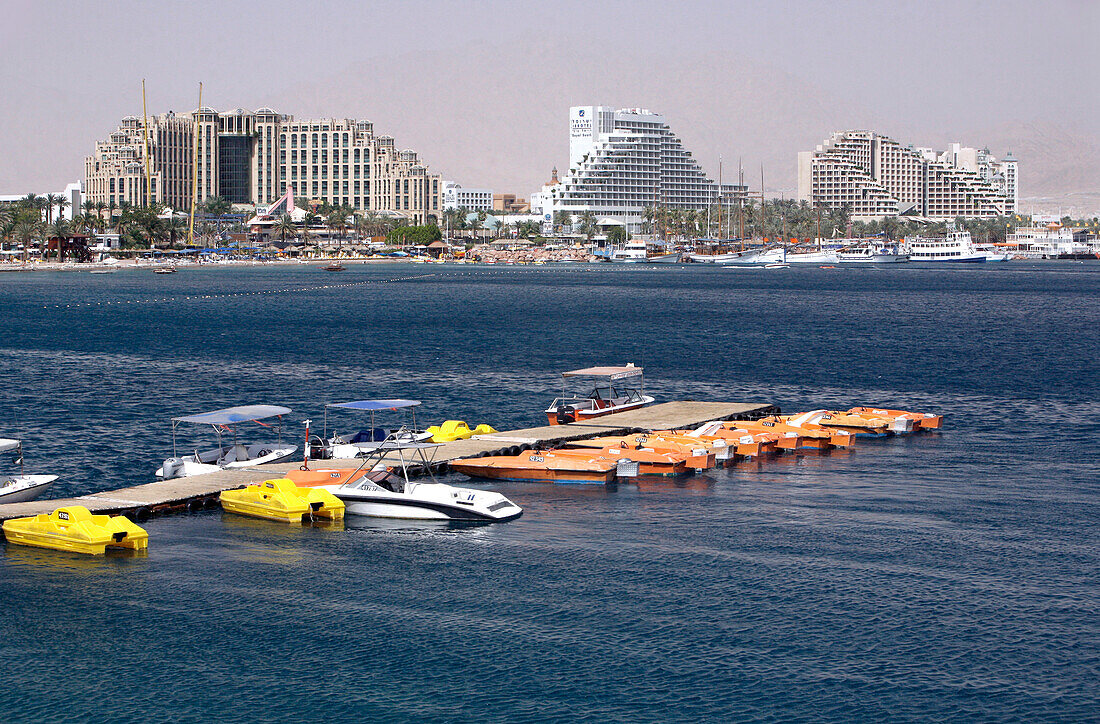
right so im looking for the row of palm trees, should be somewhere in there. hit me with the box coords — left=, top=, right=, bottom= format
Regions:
left=270, top=201, right=403, bottom=246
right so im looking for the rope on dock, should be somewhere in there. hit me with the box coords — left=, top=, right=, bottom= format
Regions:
left=44, top=273, right=438, bottom=309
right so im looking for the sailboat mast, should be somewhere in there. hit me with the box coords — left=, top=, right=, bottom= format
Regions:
left=141, top=80, right=152, bottom=208
left=717, top=155, right=723, bottom=241
left=188, top=82, right=202, bottom=246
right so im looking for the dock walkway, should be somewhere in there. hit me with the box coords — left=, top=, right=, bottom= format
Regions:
left=0, top=401, right=776, bottom=522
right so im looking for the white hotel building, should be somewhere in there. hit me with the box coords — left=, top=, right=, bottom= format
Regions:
left=442, top=182, right=493, bottom=211
left=797, top=130, right=1018, bottom=221
left=532, top=106, right=746, bottom=232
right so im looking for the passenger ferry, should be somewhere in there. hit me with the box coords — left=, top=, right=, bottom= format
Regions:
left=905, top=231, right=986, bottom=263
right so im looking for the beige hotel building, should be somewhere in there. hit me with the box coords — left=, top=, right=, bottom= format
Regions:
left=85, top=107, right=442, bottom=223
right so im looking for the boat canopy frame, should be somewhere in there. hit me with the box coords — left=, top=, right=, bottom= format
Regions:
left=0, top=438, right=24, bottom=477
left=322, top=399, right=421, bottom=439
left=558, top=365, right=644, bottom=404
left=169, top=405, right=290, bottom=457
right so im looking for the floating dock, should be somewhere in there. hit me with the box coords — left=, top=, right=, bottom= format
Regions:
left=0, top=401, right=776, bottom=523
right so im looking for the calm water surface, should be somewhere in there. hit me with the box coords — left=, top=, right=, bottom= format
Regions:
left=1, top=262, right=1098, bottom=722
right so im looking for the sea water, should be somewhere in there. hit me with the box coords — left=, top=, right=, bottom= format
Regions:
left=1, top=263, right=1097, bottom=722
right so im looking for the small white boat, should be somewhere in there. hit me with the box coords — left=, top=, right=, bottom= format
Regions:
left=313, top=399, right=431, bottom=459
left=764, top=263, right=790, bottom=269
left=156, top=405, right=298, bottom=479
left=0, top=439, right=57, bottom=504
left=327, top=473, right=522, bottom=522
left=545, top=364, right=655, bottom=425
left=89, top=268, right=118, bottom=274
left=837, top=243, right=909, bottom=264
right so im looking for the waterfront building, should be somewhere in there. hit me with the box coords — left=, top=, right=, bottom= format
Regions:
left=85, top=108, right=442, bottom=224
left=797, top=131, right=1018, bottom=221
left=443, top=182, right=493, bottom=211
left=493, top=193, right=529, bottom=214
left=533, top=106, right=748, bottom=232
left=0, top=182, right=83, bottom=221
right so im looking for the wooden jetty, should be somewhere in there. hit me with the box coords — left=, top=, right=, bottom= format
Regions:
left=0, top=401, right=776, bottom=523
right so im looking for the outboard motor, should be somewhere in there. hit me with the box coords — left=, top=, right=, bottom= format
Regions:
left=556, top=405, right=577, bottom=425
left=161, top=457, right=186, bottom=480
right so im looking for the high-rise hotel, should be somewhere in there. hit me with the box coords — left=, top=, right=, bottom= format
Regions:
left=85, top=107, right=441, bottom=223
left=532, top=106, right=746, bottom=232
left=797, top=130, right=1018, bottom=221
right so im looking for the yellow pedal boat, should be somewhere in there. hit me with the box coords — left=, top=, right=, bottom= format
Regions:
left=426, top=420, right=497, bottom=443
left=2, top=505, right=149, bottom=555
left=220, top=478, right=345, bottom=523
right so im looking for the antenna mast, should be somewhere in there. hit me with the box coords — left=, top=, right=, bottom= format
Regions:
left=189, top=82, right=202, bottom=246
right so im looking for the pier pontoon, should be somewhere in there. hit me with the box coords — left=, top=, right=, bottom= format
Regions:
left=156, top=405, right=297, bottom=479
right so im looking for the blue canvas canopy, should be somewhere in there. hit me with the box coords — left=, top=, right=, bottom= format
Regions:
left=173, top=405, right=292, bottom=425
left=326, top=400, right=421, bottom=411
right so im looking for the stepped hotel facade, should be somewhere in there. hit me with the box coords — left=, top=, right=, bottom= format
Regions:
left=797, top=130, right=1018, bottom=221
left=531, top=106, right=747, bottom=232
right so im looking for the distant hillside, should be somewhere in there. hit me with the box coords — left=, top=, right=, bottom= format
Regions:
left=275, top=40, right=1097, bottom=212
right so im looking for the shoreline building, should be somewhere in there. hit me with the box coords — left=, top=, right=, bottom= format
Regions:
left=442, top=182, right=493, bottom=211
left=531, top=106, right=747, bottom=233
left=86, top=108, right=442, bottom=224
left=797, top=130, right=1018, bottom=221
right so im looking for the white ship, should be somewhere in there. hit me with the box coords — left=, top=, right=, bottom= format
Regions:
left=905, top=231, right=986, bottom=263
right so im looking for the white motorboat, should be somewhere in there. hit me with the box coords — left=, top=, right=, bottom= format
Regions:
left=905, top=231, right=986, bottom=263
left=327, top=474, right=522, bottom=522
left=312, top=399, right=431, bottom=459
left=0, top=439, right=57, bottom=504
left=156, top=405, right=298, bottom=479
left=837, top=243, right=909, bottom=264
left=545, top=364, right=655, bottom=425
left=710, top=246, right=783, bottom=266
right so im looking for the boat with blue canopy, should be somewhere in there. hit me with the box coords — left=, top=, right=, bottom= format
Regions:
left=156, top=405, right=297, bottom=479
left=313, top=399, right=431, bottom=460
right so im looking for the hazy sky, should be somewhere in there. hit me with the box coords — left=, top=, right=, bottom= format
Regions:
left=2, top=0, right=1097, bottom=202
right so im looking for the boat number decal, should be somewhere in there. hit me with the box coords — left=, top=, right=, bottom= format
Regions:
left=637, top=436, right=647, bottom=442
left=330, top=472, right=341, bottom=478
left=530, top=455, right=544, bottom=462
left=762, top=421, right=774, bottom=427
left=58, top=511, right=69, bottom=521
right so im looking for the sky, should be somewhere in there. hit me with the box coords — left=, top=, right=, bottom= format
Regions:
left=2, top=0, right=1097, bottom=207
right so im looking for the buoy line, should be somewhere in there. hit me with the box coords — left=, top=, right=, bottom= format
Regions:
left=46, top=273, right=437, bottom=310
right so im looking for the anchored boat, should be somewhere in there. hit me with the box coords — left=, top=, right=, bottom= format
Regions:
left=288, top=466, right=522, bottom=522
left=545, top=364, right=654, bottom=425
left=847, top=407, right=943, bottom=430
left=2, top=506, right=148, bottom=555
left=314, top=399, right=431, bottom=459
left=0, top=438, right=58, bottom=504
left=156, top=405, right=297, bottom=479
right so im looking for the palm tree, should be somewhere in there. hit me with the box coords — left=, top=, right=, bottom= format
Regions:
left=165, top=217, right=187, bottom=247
left=14, top=221, right=39, bottom=263
left=43, top=194, right=60, bottom=225
left=641, top=205, right=655, bottom=235
left=275, top=213, right=296, bottom=242
left=579, top=210, right=597, bottom=242
left=55, top=196, right=69, bottom=223
left=49, top=218, right=71, bottom=262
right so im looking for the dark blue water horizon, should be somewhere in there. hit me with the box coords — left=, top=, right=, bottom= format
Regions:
left=1, top=262, right=1098, bottom=722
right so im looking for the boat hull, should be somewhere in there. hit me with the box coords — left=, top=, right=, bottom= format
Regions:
left=0, top=475, right=57, bottom=504
left=545, top=397, right=654, bottom=426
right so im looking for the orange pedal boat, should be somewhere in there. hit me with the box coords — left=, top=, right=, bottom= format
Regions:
left=848, top=407, right=943, bottom=430
left=669, top=424, right=785, bottom=458
left=449, top=450, right=618, bottom=484
left=755, top=415, right=855, bottom=448
left=562, top=434, right=718, bottom=470
left=547, top=446, right=690, bottom=477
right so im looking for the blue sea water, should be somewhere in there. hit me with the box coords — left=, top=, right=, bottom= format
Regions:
left=0, top=262, right=1098, bottom=722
